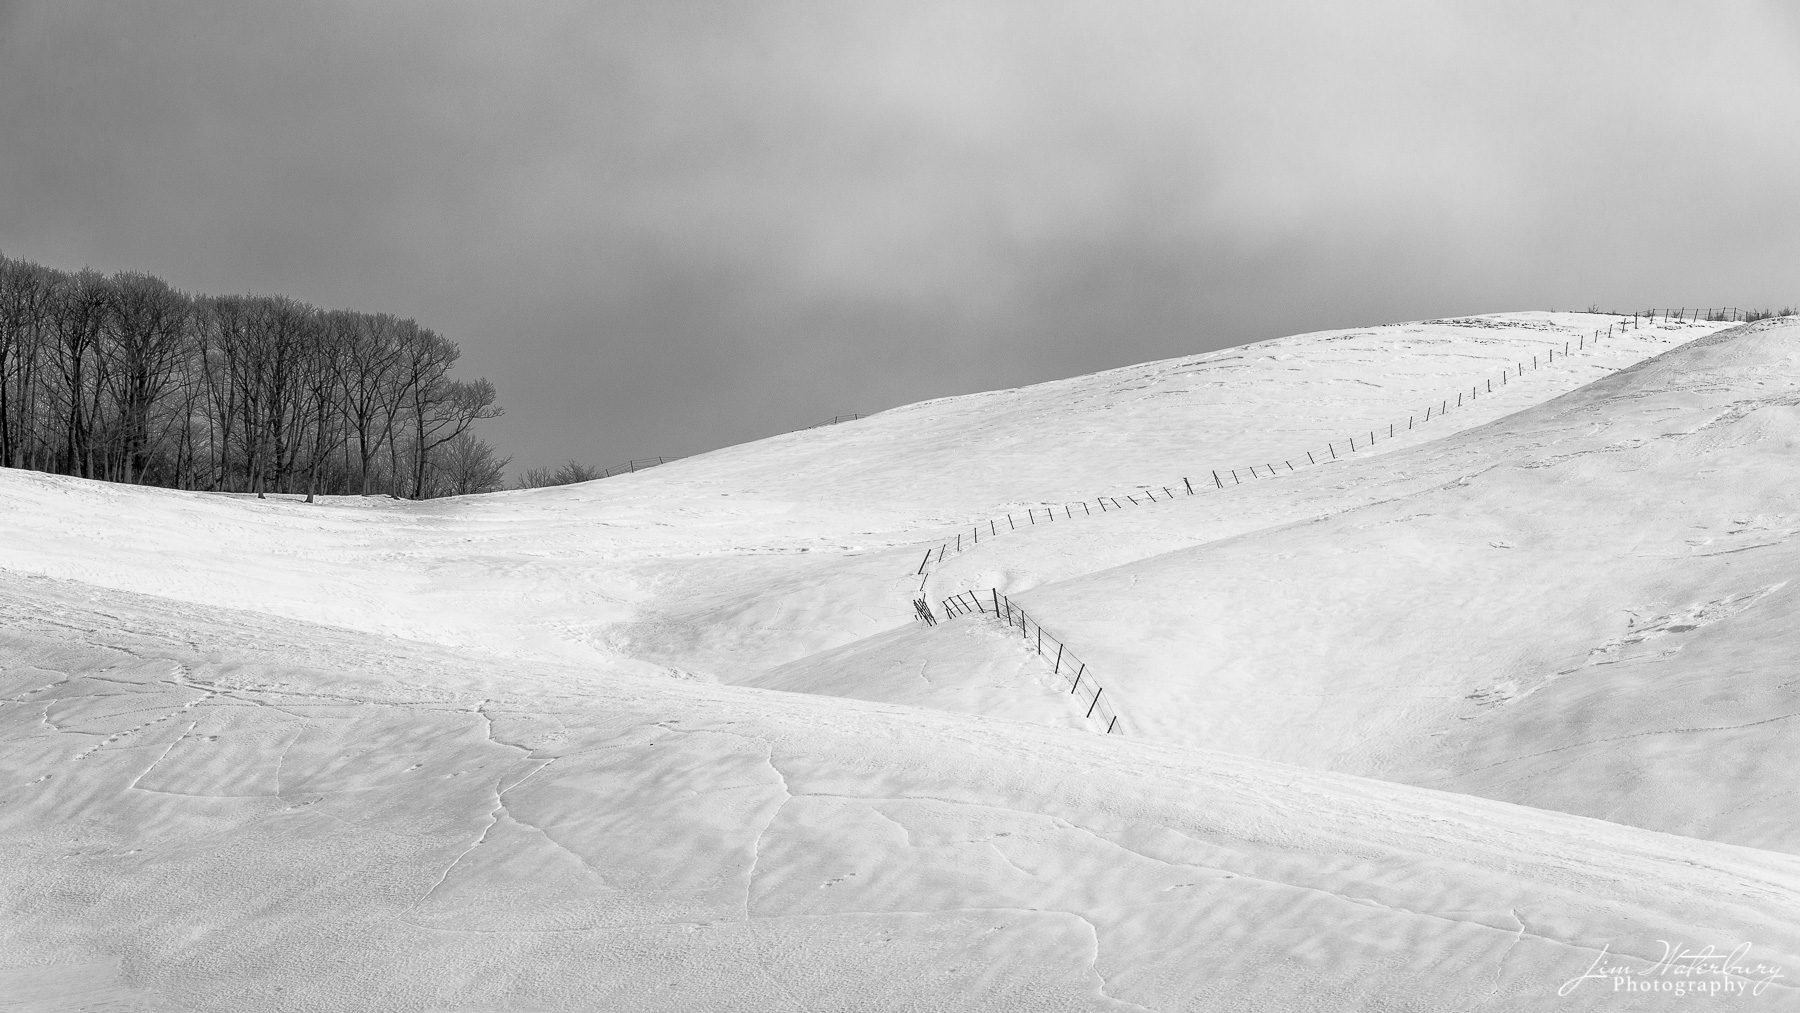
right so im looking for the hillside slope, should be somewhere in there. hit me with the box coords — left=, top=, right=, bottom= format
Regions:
left=853, top=318, right=1800, bottom=853
left=4, top=311, right=1796, bottom=1010
left=0, top=313, right=1722, bottom=682
left=3, top=572, right=1796, bottom=1011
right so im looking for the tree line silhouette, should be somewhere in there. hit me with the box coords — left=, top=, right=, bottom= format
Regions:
left=0, top=253, right=504, bottom=500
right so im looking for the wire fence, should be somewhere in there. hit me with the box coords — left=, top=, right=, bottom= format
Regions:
left=916, top=587, right=1123, bottom=735
left=596, top=456, right=680, bottom=478
left=802, top=414, right=868, bottom=429
left=589, top=413, right=869, bottom=482
left=908, top=309, right=1761, bottom=590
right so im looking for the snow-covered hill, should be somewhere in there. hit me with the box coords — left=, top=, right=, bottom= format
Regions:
left=4, top=312, right=1797, bottom=1010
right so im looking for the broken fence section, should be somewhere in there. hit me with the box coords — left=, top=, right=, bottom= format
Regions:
left=924, top=588, right=1123, bottom=737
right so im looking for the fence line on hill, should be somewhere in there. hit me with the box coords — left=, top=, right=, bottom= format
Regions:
left=907, top=310, right=1743, bottom=593
left=915, top=587, right=1123, bottom=735
left=890, top=310, right=1776, bottom=741
left=591, top=413, right=869, bottom=482
left=597, top=457, right=680, bottom=479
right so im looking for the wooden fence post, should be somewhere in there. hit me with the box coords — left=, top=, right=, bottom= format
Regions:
left=1086, top=688, right=1103, bottom=719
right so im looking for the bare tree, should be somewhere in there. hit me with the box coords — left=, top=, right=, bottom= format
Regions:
left=0, top=252, right=504, bottom=499
left=517, top=459, right=602, bottom=488
left=47, top=270, right=112, bottom=478
left=294, top=311, right=345, bottom=503
left=331, top=310, right=404, bottom=495
left=100, top=272, right=192, bottom=483
left=433, top=431, right=510, bottom=496
left=396, top=325, right=501, bottom=497
left=0, top=256, right=58, bottom=469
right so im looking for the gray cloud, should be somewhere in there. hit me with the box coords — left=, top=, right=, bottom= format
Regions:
left=3, top=1, right=1797, bottom=471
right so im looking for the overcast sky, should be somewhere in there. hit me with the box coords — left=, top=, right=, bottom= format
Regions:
left=3, top=2, right=1797, bottom=471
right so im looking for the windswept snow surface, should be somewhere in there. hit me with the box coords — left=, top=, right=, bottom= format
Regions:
left=4, top=313, right=1799, bottom=1010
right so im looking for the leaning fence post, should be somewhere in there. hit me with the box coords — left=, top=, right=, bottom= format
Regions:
left=1071, top=664, right=1084, bottom=694
left=1183, top=477, right=1194, bottom=495
left=1086, top=687, right=1103, bottom=719
left=1053, top=643, right=1063, bottom=673
left=917, top=550, right=932, bottom=575
left=993, top=588, right=1000, bottom=614
left=1212, top=470, right=1223, bottom=488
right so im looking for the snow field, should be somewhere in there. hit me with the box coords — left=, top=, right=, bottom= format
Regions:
left=3, top=311, right=1798, bottom=1009
left=4, top=572, right=1797, bottom=1010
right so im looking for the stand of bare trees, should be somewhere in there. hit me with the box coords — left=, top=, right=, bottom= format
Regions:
left=0, top=253, right=505, bottom=499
